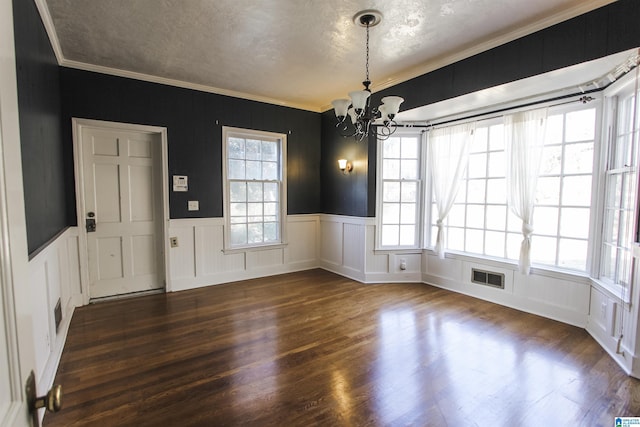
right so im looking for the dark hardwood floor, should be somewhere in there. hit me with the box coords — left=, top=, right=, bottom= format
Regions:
left=44, top=269, right=640, bottom=426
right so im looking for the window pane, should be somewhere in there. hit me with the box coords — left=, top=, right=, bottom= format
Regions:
left=248, top=182, right=263, bottom=201
left=399, top=225, right=415, bottom=245
left=447, top=227, right=465, bottom=251
left=485, top=231, right=505, bottom=257
left=485, top=205, right=506, bottom=231
left=401, top=182, right=417, bottom=203
left=466, top=205, right=484, bottom=229
left=383, top=159, right=400, bottom=179
left=488, top=152, right=505, bottom=177
left=468, top=153, right=487, bottom=178
left=264, top=202, right=277, bottom=216
left=545, top=115, right=563, bottom=145
left=248, top=203, right=262, bottom=217
left=228, top=159, right=245, bottom=179
left=231, top=224, right=247, bottom=245
left=401, top=137, right=418, bottom=158
left=382, top=203, right=400, bottom=224
left=384, top=138, right=400, bottom=158
left=262, top=141, right=278, bottom=161
left=506, top=232, right=521, bottom=260
left=246, top=160, right=261, bottom=180
left=401, top=159, right=418, bottom=179
left=489, top=125, right=504, bottom=150
left=248, top=223, right=263, bottom=243
left=467, top=180, right=486, bottom=203
left=471, top=129, right=488, bottom=153
left=540, top=145, right=562, bottom=176
left=382, top=225, right=399, bottom=246
left=606, top=174, right=623, bottom=208
left=230, top=203, right=246, bottom=218
left=559, top=207, right=590, bottom=239
left=565, top=109, right=595, bottom=142
left=262, top=162, right=278, bottom=180
left=264, top=222, right=278, bottom=242
left=465, top=229, right=484, bottom=254
left=562, top=175, right=592, bottom=206
left=558, top=239, right=587, bottom=270
left=531, top=236, right=557, bottom=265
left=448, top=204, right=465, bottom=227
left=602, top=207, right=620, bottom=244
left=230, top=182, right=246, bottom=202
left=601, top=244, right=616, bottom=281
left=535, top=177, right=560, bottom=205
left=533, top=206, right=558, bottom=236
left=486, top=178, right=506, bottom=204
left=400, top=203, right=416, bottom=224
left=383, top=182, right=400, bottom=202
left=264, top=183, right=278, bottom=202
left=564, top=143, right=593, bottom=174
left=246, top=139, right=261, bottom=160
left=228, top=138, right=245, bottom=159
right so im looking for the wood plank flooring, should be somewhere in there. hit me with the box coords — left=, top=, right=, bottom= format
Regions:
left=44, top=269, right=640, bottom=426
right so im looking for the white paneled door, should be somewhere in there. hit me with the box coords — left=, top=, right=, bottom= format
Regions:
left=80, top=125, right=165, bottom=299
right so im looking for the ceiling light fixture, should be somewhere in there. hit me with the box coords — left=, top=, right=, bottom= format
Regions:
left=331, top=10, right=404, bottom=142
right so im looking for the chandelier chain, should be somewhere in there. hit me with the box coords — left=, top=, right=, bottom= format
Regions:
left=365, top=22, right=370, bottom=83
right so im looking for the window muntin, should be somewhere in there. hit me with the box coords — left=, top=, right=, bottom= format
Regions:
left=223, top=127, right=286, bottom=250
left=431, top=103, right=597, bottom=271
left=378, top=133, right=422, bottom=248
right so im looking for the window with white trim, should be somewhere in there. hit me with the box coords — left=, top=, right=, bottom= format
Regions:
left=600, top=74, right=639, bottom=296
left=377, top=132, right=422, bottom=249
left=430, top=104, right=597, bottom=271
left=222, top=127, right=286, bottom=250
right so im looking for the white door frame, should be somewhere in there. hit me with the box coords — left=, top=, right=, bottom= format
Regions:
left=72, top=118, right=170, bottom=304
left=1, top=0, right=37, bottom=424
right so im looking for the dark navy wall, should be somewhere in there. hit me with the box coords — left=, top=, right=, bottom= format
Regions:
left=60, top=69, right=322, bottom=219
left=322, top=0, right=640, bottom=217
left=12, top=0, right=69, bottom=255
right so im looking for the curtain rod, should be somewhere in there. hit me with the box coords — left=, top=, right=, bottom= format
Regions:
left=392, top=90, right=600, bottom=131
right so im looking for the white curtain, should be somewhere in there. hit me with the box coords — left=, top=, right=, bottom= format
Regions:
left=428, top=122, right=476, bottom=258
left=505, top=108, right=548, bottom=274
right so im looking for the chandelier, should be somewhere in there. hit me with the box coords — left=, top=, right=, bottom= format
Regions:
left=331, top=10, right=404, bottom=141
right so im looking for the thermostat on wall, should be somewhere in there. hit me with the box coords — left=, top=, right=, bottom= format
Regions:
left=173, top=175, right=188, bottom=192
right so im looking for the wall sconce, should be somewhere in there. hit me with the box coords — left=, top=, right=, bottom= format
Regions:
left=338, top=159, right=353, bottom=174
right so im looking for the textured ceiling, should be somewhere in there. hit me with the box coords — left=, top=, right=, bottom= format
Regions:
left=41, top=0, right=616, bottom=112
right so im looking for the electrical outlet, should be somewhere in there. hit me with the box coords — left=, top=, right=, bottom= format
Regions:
left=400, top=259, right=407, bottom=271
left=600, top=302, right=607, bottom=321
left=188, top=200, right=199, bottom=211
left=170, top=237, right=179, bottom=248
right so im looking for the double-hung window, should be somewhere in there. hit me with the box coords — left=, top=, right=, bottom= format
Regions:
left=599, top=72, right=639, bottom=297
left=222, top=127, right=286, bottom=250
left=377, top=131, right=422, bottom=249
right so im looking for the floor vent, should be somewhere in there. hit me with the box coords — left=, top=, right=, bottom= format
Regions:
left=471, top=268, right=505, bottom=289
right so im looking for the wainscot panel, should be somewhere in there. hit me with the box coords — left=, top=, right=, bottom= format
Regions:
left=422, top=251, right=590, bottom=327
left=168, top=215, right=320, bottom=292
left=27, top=227, right=81, bottom=396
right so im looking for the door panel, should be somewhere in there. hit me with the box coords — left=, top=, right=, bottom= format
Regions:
left=81, top=127, right=163, bottom=299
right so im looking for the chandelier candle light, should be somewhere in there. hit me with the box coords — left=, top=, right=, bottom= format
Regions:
left=331, top=10, right=404, bottom=141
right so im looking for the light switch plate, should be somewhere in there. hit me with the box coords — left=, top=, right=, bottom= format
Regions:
left=188, top=200, right=199, bottom=211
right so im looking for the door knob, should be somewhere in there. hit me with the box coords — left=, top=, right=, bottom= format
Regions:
left=26, top=370, right=63, bottom=427
left=34, top=384, right=63, bottom=413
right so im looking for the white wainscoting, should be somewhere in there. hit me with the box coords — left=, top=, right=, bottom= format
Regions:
left=586, top=245, right=640, bottom=377
left=319, top=214, right=423, bottom=283
left=168, top=215, right=320, bottom=291
left=27, top=227, right=82, bottom=395
left=319, top=215, right=590, bottom=327
left=422, top=252, right=591, bottom=327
